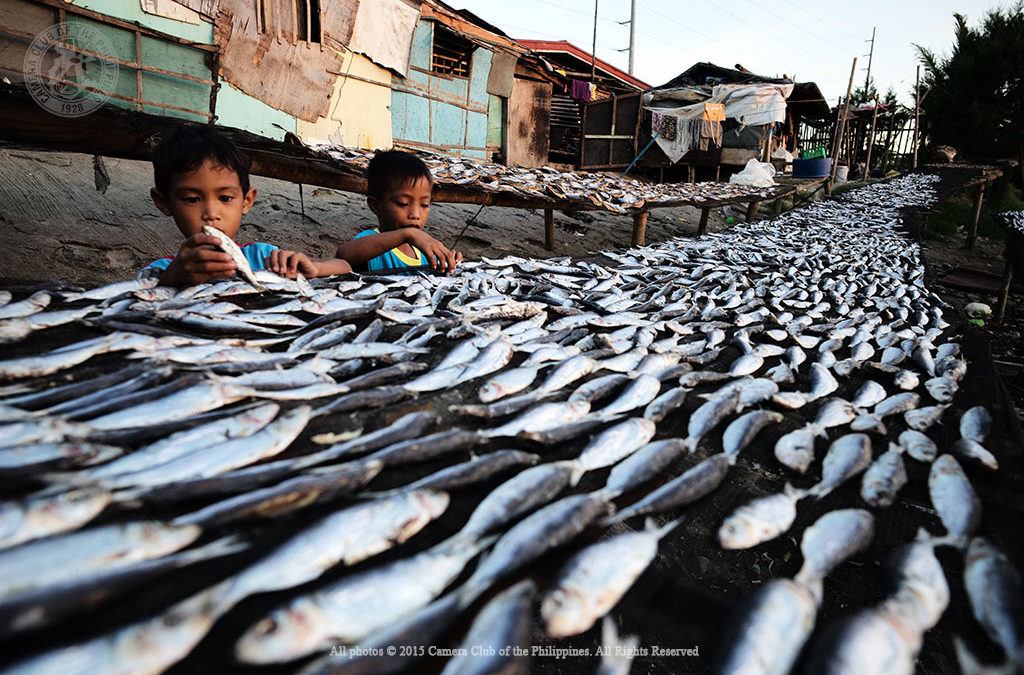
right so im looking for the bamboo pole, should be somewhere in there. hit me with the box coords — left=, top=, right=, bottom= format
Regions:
left=829, top=97, right=844, bottom=160
left=864, top=94, right=880, bottom=177
left=830, top=58, right=857, bottom=185
left=913, top=65, right=920, bottom=169
left=996, top=261, right=1014, bottom=325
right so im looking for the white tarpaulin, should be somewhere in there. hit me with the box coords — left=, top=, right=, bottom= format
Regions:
left=642, top=82, right=794, bottom=164
left=348, top=0, right=421, bottom=76
left=715, top=83, right=794, bottom=127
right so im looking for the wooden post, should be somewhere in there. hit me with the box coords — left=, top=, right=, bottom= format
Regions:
left=134, top=30, right=143, bottom=112
left=697, top=206, right=710, bottom=235
left=996, top=260, right=1014, bottom=325
left=831, top=58, right=857, bottom=185
left=775, top=197, right=784, bottom=216
left=544, top=208, right=555, bottom=250
left=964, top=182, right=986, bottom=251
left=913, top=65, right=920, bottom=169
left=829, top=97, right=844, bottom=160
left=864, top=94, right=879, bottom=178
left=745, top=200, right=760, bottom=222
left=632, top=209, right=648, bottom=246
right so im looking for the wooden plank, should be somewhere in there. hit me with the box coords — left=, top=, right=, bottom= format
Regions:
left=632, top=210, right=648, bottom=247
left=30, top=0, right=217, bottom=50
left=544, top=208, right=555, bottom=250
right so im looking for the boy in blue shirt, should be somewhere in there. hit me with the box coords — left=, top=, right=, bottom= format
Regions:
left=335, top=150, right=462, bottom=273
left=142, top=126, right=350, bottom=285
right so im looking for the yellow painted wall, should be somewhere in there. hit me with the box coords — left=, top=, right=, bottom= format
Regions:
left=297, top=50, right=393, bottom=151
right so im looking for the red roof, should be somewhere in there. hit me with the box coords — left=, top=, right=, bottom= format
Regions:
left=516, top=39, right=650, bottom=91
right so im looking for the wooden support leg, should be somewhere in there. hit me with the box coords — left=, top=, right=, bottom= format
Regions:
left=544, top=208, right=554, bottom=251
left=697, top=207, right=710, bottom=236
left=996, top=261, right=1014, bottom=325
left=825, top=178, right=833, bottom=196
left=774, top=198, right=784, bottom=216
left=965, top=182, right=986, bottom=251
left=688, top=165, right=695, bottom=183
left=746, top=200, right=760, bottom=222
left=632, top=210, right=649, bottom=247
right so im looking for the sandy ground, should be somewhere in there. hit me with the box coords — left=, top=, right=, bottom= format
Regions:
left=0, top=149, right=731, bottom=286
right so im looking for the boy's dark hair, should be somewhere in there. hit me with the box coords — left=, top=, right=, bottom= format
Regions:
left=366, top=150, right=434, bottom=200
left=152, top=125, right=251, bottom=195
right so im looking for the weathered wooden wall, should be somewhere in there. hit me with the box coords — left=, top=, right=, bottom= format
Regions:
left=507, top=78, right=551, bottom=168
left=390, top=19, right=492, bottom=159
left=214, top=0, right=351, bottom=123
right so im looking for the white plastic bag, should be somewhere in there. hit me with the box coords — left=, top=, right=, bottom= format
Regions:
left=728, top=158, right=777, bottom=187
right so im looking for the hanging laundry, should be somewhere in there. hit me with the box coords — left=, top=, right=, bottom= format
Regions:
left=570, top=79, right=592, bottom=102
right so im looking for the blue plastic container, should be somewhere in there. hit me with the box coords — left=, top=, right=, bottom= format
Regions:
left=792, top=157, right=832, bottom=178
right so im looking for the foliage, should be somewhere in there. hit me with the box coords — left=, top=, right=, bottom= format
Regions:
left=915, top=3, right=1024, bottom=159
left=923, top=181, right=1023, bottom=241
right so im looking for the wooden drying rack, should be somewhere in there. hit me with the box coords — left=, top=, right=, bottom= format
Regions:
left=0, top=85, right=829, bottom=249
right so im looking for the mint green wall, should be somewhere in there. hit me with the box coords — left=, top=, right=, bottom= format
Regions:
left=216, top=82, right=296, bottom=140
left=73, top=0, right=213, bottom=44
left=70, top=1, right=299, bottom=138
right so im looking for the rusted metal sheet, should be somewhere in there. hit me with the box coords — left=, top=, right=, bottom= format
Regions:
left=214, top=0, right=348, bottom=123
left=507, top=78, right=551, bottom=168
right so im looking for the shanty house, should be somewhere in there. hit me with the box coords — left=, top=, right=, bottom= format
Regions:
left=634, top=63, right=831, bottom=180
left=0, top=0, right=561, bottom=166
left=516, top=39, right=649, bottom=168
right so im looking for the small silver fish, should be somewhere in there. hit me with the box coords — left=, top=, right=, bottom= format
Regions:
left=897, top=430, right=937, bottom=463
left=202, top=226, right=264, bottom=289
left=928, top=454, right=981, bottom=548
left=959, top=406, right=992, bottom=443
left=543, top=518, right=682, bottom=639
left=794, top=508, right=876, bottom=598
left=903, top=404, right=948, bottom=431
left=807, top=363, right=838, bottom=401
left=599, top=374, right=662, bottom=417
left=809, top=434, right=873, bottom=499
left=950, top=438, right=999, bottom=470
left=722, top=410, right=784, bottom=457
left=574, top=418, right=656, bottom=478
left=962, top=537, right=1024, bottom=664
left=478, top=365, right=540, bottom=403
left=924, top=376, right=957, bottom=403
left=861, top=444, right=908, bottom=507
left=851, top=381, right=887, bottom=409
left=719, top=483, right=804, bottom=549
left=684, top=392, right=740, bottom=452
left=774, top=426, right=817, bottom=473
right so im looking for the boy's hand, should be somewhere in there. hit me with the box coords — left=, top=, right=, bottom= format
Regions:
left=160, top=233, right=235, bottom=286
left=267, top=250, right=353, bottom=278
left=407, top=230, right=462, bottom=273
left=267, top=249, right=319, bottom=278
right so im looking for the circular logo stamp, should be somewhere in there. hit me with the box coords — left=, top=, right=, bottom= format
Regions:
left=24, top=22, right=119, bottom=118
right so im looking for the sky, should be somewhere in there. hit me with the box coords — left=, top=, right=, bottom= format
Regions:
left=450, top=0, right=1012, bottom=106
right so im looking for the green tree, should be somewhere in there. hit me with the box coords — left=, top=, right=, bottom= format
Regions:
left=915, top=3, right=1024, bottom=174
